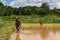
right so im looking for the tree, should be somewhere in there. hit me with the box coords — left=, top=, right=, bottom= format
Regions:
left=0, top=2, right=60, bottom=16
left=40, top=3, right=50, bottom=15
left=41, top=3, right=50, bottom=10
left=52, top=7, right=60, bottom=15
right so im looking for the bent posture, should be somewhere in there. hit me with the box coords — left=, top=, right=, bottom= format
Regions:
left=40, top=19, right=43, bottom=28
left=15, top=17, right=21, bottom=32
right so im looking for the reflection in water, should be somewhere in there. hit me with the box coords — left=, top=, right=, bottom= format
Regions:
left=40, top=29, right=49, bottom=39
left=47, top=31, right=60, bottom=40
left=40, top=29, right=60, bottom=40
left=10, top=30, right=60, bottom=40
left=16, top=32, right=20, bottom=40
left=47, top=31, right=55, bottom=40
left=55, top=31, right=60, bottom=40
left=20, top=30, right=60, bottom=40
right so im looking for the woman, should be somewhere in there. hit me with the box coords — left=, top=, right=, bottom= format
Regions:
left=15, top=17, right=21, bottom=32
left=40, top=18, right=43, bottom=28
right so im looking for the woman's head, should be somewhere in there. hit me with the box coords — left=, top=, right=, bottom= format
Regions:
left=16, top=16, right=19, bottom=19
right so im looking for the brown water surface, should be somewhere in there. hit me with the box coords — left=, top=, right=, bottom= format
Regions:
left=10, top=29, right=60, bottom=40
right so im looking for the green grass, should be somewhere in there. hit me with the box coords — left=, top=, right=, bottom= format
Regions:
left=0, top=21, right=15, bottom=40
left=0, top=15, right=60, bottom=23
left=21, top=23, right=60, bottom=30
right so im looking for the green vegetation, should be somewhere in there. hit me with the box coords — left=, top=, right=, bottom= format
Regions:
left=0, top=20, right=15, bottom=40
left=0, top=15, right=60, bottom=23
left=0, top=2, right=60, bottom=23
left=0, top=2, right=60, bottom=16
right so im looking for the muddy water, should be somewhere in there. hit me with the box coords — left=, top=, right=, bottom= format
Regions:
left=10, top=29, right=60, bottom=40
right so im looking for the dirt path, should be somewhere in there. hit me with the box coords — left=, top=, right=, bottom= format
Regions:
left=10, top=30, right=60, bottom=40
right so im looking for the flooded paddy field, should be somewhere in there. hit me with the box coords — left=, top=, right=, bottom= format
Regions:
left=10, top=28, right=60, bottom=40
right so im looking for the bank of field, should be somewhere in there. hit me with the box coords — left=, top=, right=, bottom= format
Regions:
left=21, top=23, right=60, bottom=31
left=0, top=21, right=15, bottom=40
